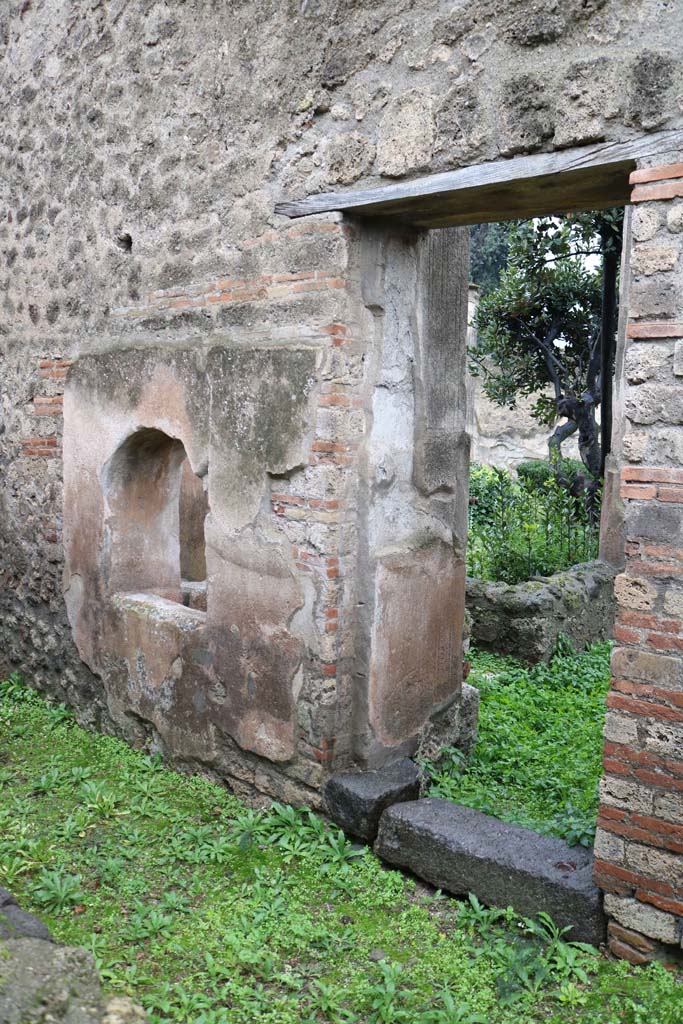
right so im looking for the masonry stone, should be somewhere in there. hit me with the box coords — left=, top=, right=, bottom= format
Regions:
left=613, top=573, right=657, bottom=612
left=599, top=776, right=655, bottom=816
left=466, top=561, right=616, bottom=663
left=631, top=245, right=678, bottom=277
left=375, top=800, right=605, bottom=946
left=0, top=939, right=147, bottom=1024
left=602, top=710, right=640, bottom=747
left=603, top=895, right=678, bottom=945
left=0, top=891, right=147, bottom=1023
left=674, top=341, right=683, bottom=376
left=632, top=205, right=661, bottom=242
left=593, top=829, right=625, bottom=864
left=663, top=586, right=683, bottom=618
left=324, top=758, right=421, bottom=842
left=667, top=202, right=683, bottom=234
left=625, top=342, right=673, bottom=384
left=376, top=91, right=435, bottom=177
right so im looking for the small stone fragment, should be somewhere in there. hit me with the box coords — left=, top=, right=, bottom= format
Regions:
left=324, top=758, right=421, bottom=842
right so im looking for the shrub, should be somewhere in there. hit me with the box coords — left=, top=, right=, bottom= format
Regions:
left=467, top=463, right=600, bottom=584
left=516, top=457, right=589, bottom=491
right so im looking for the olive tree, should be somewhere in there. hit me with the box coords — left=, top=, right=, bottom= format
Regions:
left=470, top=211, right=623, bottom=488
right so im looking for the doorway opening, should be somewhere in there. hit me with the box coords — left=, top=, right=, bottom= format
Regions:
left=424, top=206, right=625, bottom=852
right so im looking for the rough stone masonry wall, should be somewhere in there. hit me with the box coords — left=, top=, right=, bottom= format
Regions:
left=466, top=561, right=616, bottom=664
left=593, top=164, right=683, bottom=964
left=1, top=0, right=683, bottom=955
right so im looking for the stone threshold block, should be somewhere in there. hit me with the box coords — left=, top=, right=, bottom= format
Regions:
left=324, top=758, right=421, bottom=842
left=375, top=799, right=605, bottom=946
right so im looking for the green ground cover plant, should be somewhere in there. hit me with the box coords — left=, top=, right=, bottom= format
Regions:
left=467, top=462, right=600, bottom=584
left=0, top=673, right=680, bottom=1023
left=425, top=640, right=612, bottom=847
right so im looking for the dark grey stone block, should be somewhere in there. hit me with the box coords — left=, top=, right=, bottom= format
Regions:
left=375, top=799, right=605, bottom=946
left=324, top=758, right=421, bottom=842
left=0, top=887, right=52, bottom=942
left=0, top=887, right=15, bottom=908
left=0, top=905, right=53, bottom=941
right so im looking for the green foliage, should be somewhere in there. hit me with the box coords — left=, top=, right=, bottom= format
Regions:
left=424, top=642, right=611, bottom=846
left=34, top=868, right=84, bottom=913
left=516, top=457, right=589, bottom=490
left=469, top=222, right=513, bottom=296
left=457, top=895, right=599, bottom=1008
left=470, top=211, right=624, bottom=480
left=470, top=215, right=606, bottom=426
left=467, top=463, right=600, bottom=584
left=1, top=673, right=681, bottom=1024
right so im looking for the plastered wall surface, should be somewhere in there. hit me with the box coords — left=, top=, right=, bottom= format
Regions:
left=1, top=0, right=683, bottom=957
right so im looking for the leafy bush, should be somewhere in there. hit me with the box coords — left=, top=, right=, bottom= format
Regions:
left=424, top=641, right=611, bottom=846
left=467, top=463, right=600, bottom=584
left=516, top=458, right=589, bottom=491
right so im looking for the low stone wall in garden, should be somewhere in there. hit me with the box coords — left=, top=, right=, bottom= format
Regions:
left=466, top=561, right=616, bottom=664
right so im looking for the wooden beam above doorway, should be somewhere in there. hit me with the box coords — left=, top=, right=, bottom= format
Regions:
left=275, top=128, right=683, bottom=228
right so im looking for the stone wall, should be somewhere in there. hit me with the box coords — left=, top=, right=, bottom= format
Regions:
left=593, top=164, right=683, bottom=964
left=466, top=561, right=617, bottom=664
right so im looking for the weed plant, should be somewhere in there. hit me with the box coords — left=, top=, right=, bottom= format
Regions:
left=424, top=640, right=611, bottom=846
left=0, top=673, right=680, bottom=1023
left=467, top=462, right=600, bottom=584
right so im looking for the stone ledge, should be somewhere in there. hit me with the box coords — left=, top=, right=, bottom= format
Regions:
left=374, top=799, right=606, bottom=946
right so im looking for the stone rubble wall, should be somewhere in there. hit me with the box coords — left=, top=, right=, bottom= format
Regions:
left=466, top=561, right=617, bottom=664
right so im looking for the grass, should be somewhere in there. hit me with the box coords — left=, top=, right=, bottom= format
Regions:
left=0, top=673, right=681, bottom=1023
left=425, top=640, right=612, bottom=847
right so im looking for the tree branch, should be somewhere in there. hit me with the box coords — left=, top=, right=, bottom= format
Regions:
left=586, top=321, right=602, bottom=397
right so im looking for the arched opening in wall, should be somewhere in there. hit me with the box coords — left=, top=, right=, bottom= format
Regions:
left=102, top=428, right=208, bottom=612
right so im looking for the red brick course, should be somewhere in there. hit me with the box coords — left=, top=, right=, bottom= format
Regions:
left=622, top=466, right=683, bottom=484
left=629, top=163, right=683, bottom=185
left=606, top=692, right=683, bottom=722
left=626, top=321, right=683, bottom=338
left=631, top=181, right=683, bottom=203
left=32, top=396, right=63, bottom=416
left=22, top=357, right=67, bottom=455
left=114, top=268, right=349, bottom=319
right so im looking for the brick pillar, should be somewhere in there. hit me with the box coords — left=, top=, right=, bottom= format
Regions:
left=594, top=161, right=683, bottom=963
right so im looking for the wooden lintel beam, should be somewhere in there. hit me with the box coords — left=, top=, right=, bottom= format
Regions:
left=275, top=128, right=683, bottom=227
